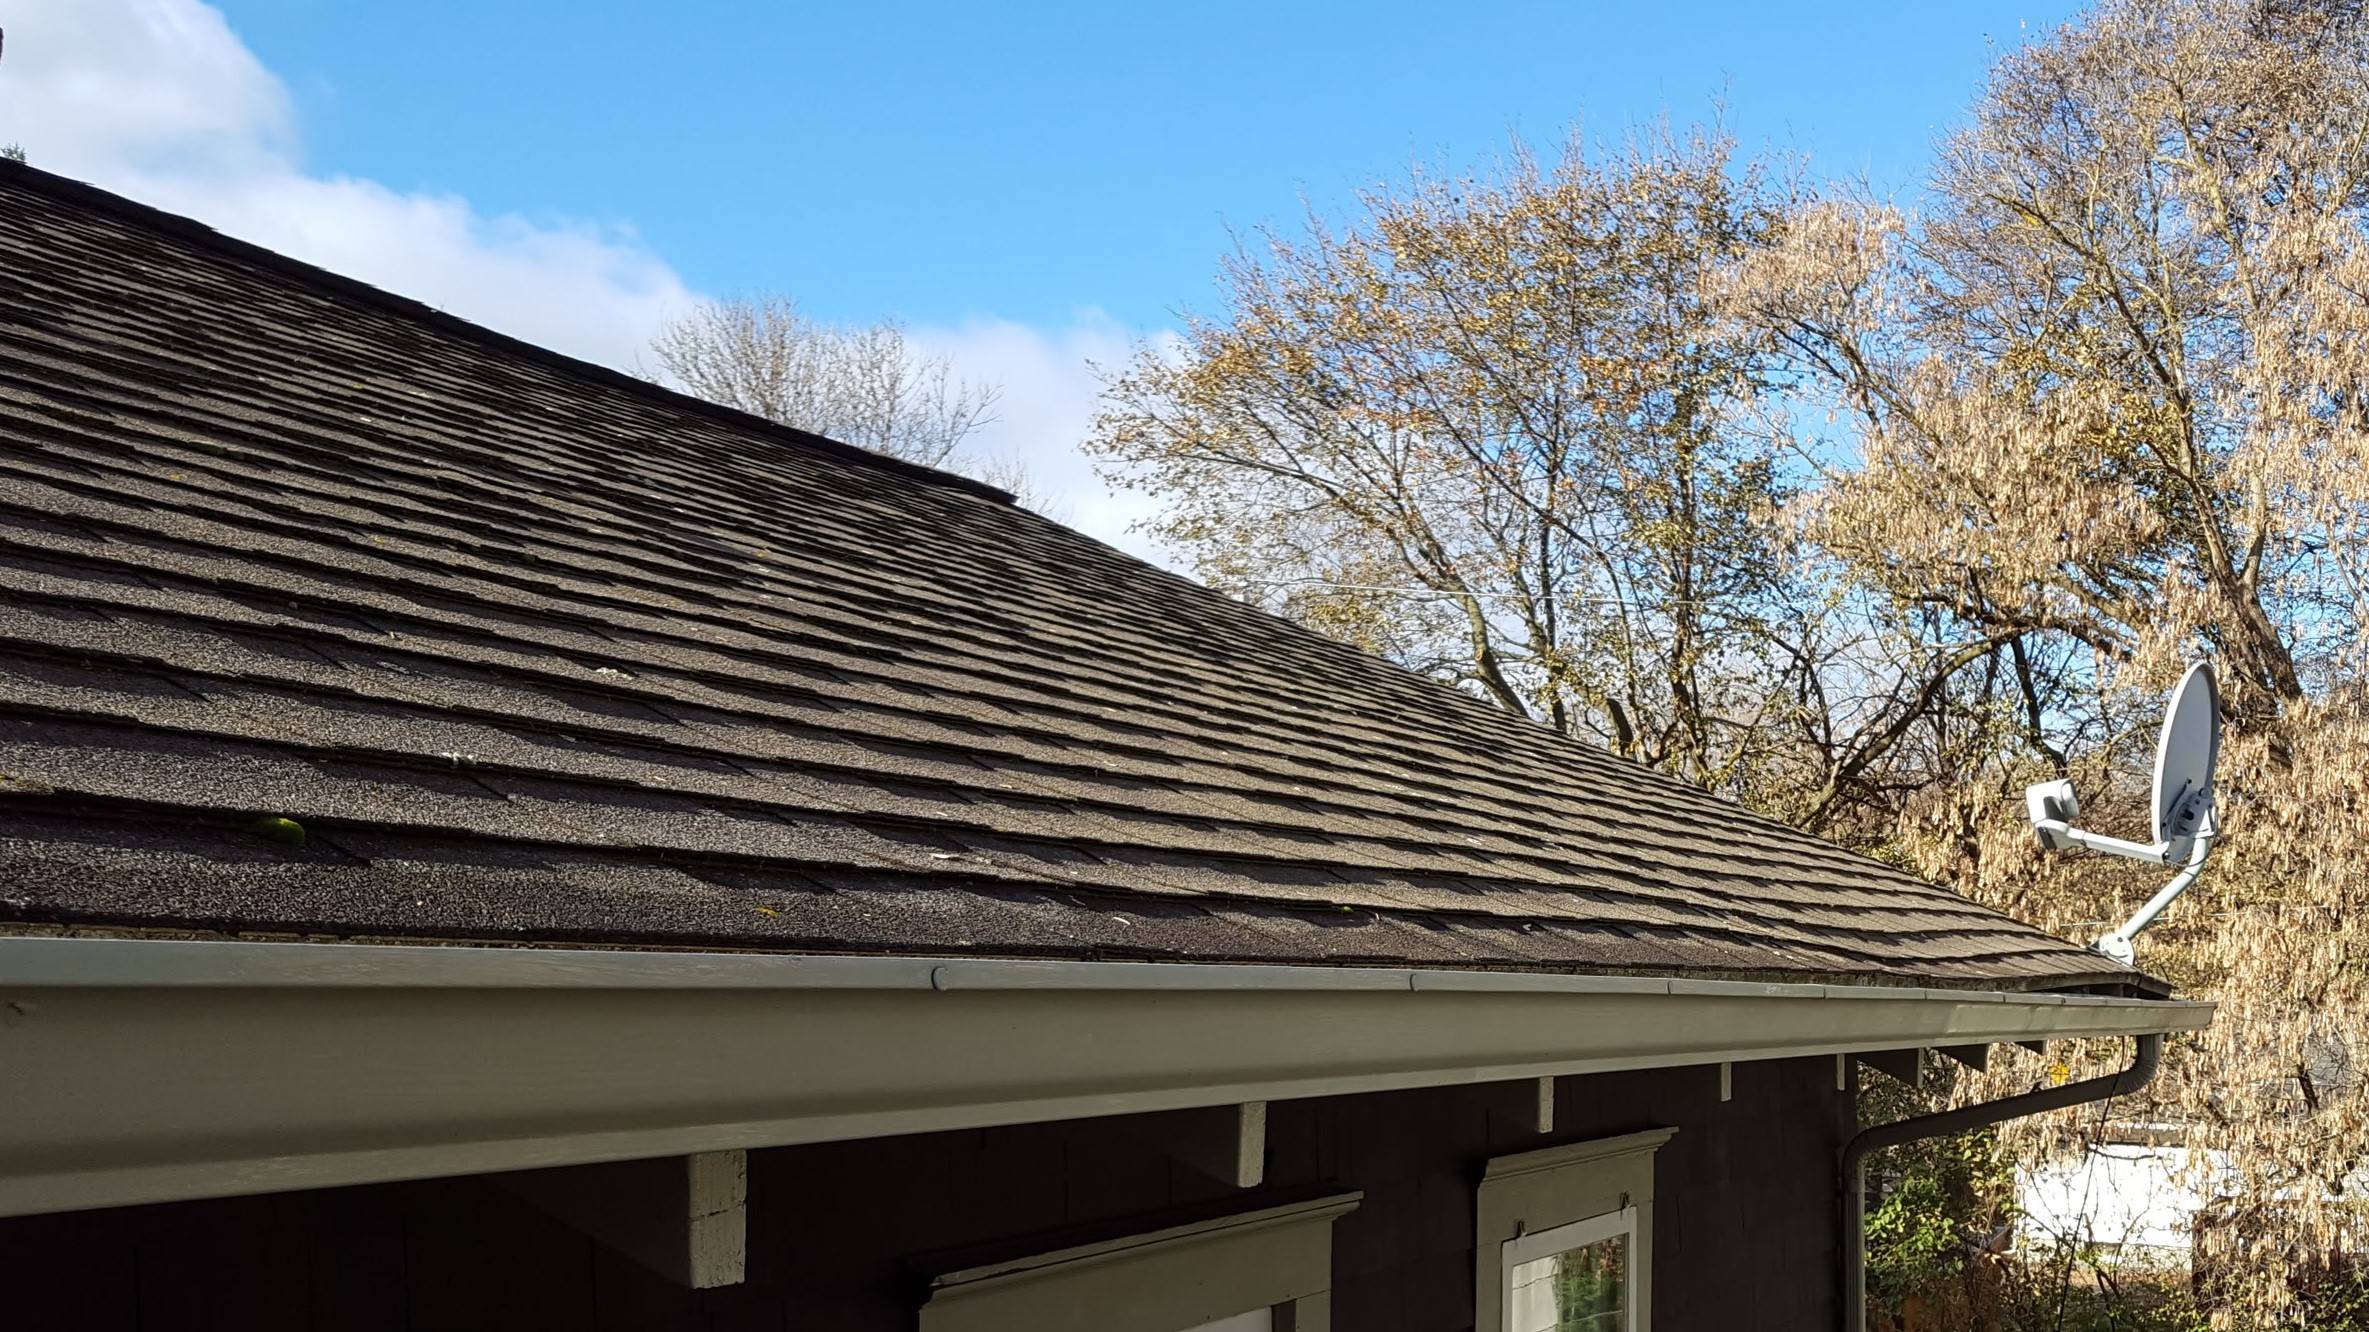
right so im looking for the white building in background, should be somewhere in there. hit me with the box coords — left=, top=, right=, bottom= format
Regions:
left=2016, top=1135, right=2215, bottom=1263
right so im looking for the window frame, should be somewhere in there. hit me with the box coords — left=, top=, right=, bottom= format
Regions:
left=919, top=1191, right=1360, bottom=1332
left=1475, top=1127, right=1675, bottom=1332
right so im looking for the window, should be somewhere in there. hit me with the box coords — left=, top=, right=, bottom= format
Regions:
left=1475, top=1128, right=1673, bottom=1332
left=920, top=1192, right=1359, bottom=1332
left=1502, top=1206, right=1636, bottom=1332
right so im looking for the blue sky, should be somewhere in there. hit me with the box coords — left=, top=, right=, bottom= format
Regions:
left=213, top=0, right=2074, bottom=333
left=6, top=0, right=2074, bottom=555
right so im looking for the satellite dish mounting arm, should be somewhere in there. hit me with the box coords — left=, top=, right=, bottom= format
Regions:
left=2091, top=806, right=2215, bottom=967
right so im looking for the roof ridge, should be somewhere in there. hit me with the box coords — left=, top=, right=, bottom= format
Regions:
left=0, top=157, right=1016, bottom=506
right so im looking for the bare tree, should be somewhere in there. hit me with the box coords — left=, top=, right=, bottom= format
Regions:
left=1092, top=129, right=2015, bottom=834
left=1735, top=1, right=2369, bottom=1319
left=651, top=296, right=1000, bottom=468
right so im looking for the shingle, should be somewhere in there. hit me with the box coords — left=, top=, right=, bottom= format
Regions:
left=0, top=162, right=2156, bottom=995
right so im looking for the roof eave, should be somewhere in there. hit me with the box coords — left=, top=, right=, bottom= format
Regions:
left=0, top=936, right=2211, bottom=1220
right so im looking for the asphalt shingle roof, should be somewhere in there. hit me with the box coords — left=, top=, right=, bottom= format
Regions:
left=0, top=162, right=2149, bottom=991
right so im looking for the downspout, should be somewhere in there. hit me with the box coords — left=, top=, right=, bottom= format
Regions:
left=1841, top=1032, right=2163, bottom=1332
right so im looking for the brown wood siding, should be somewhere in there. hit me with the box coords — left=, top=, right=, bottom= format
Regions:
left=0, top=1056, right=1848, bottom=1331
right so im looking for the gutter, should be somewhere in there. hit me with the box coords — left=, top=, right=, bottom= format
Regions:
left=0, top=937, right=2208, bottom=1220
left=1841, top=1033, right=2164, bottom=1331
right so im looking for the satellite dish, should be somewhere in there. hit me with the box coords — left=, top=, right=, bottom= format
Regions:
left=2023, top=662, right=2222, bottom=967
left=2152, top=662, right=2219, bottom=851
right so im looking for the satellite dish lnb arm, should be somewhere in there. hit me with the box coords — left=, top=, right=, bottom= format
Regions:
left=2030, top=819, right=2178, bottom=865
left=2025, top=778, right=2178, bottom=865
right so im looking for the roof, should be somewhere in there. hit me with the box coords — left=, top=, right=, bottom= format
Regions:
left=0, top=161, right=2152, bottom=994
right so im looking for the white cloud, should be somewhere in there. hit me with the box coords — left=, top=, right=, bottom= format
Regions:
left=2, top=0, right=292, bottom=178
left=915, top=313, right=1181, bottom=564
left=0, top=0, right=1181, bottom=560
left=0, top=0, right=693, bottom=371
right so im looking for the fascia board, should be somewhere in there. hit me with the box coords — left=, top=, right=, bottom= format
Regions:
left=0, top=937, right=2211, bottom=1220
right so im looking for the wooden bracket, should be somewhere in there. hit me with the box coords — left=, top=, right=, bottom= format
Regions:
left=1135, top=1102, right=1266, bottom=1188
left=1718, top=1062, right=1734, bottom=1103
left=1483, top=1076, right=1556, bottom=1133
left=2017, top=1040, right=2047, bottom=1055
left=1854, top=1047, right=1922, bottom=1088
left=500, top=1149, right=747, bottom=1288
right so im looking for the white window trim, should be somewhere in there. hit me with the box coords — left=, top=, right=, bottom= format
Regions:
left=1476, top=1127, right=1675, bottom=1332
left=920, top=1191, right=1359, bottom=1332
left=1502, top=1204, right=1633, bottom=1269
left=1501, top=1204, right=1641, bottom=1332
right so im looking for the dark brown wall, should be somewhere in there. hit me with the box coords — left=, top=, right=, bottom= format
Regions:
left=0, top=1056, right=1850, bottom=1331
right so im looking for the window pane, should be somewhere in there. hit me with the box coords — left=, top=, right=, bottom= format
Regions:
left=1507, top=1233, right=1627, bottom=1332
